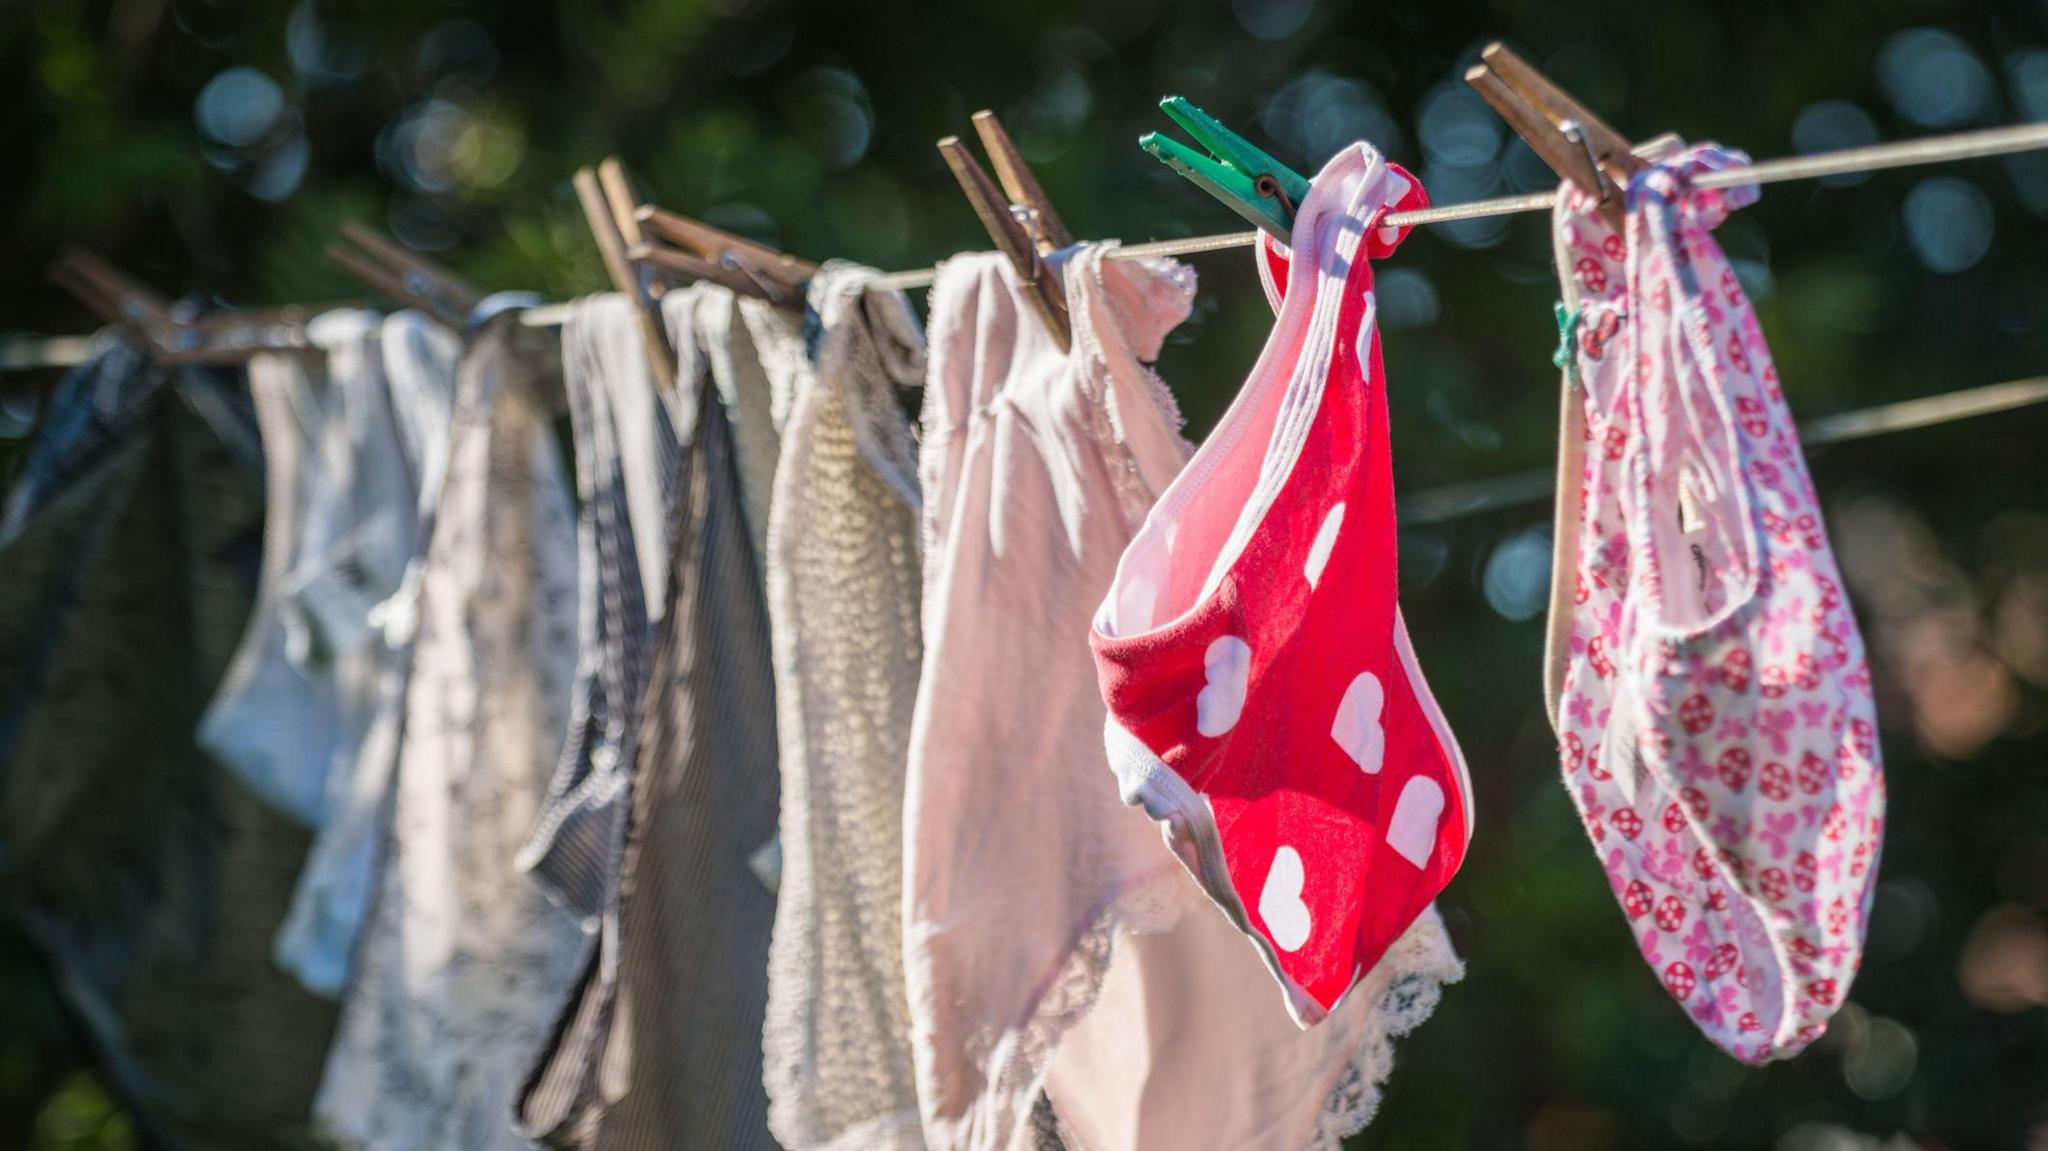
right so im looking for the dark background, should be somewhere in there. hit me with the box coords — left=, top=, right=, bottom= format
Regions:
left=5, top=0, right=2048, bottom=1148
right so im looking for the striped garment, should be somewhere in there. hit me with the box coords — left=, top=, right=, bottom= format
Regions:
left=517, top=286, right=785, bottom=1150
left=518, top=294, right=686, bottom=918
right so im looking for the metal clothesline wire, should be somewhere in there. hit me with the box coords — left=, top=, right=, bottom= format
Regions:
left=446, top=118, right=2048, bottom=527
left=855, top=120, right=2048, bottom=291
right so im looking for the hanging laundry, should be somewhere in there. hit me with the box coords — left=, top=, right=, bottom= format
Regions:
left=517, top=293, right=690, bottom=920
left=270, top=309, right=463, bottom=995
left=516, top=285, right=788, bottom=1151
left=276, top=306, right=539, bottom=999
left=0, top=334, right=339, bottom=1150
left=1090, top=142, right=1472, bottom=1027
left=198, top=309, right=394, bottom=826
left=1548, top=147, right=1886, bottom=1062
left=311, top=307, right=584, bottom=1151
left=906, top=241, right=1463, bottom=1151
left=704, top=288, right=809, bottom=895
left=1060, top=181, right=1464, bottom=1142
left=703, top=283, right=805, bottom=560
left=381, top=306, right=467, bottom=496
left=759, top=263, right=928, bottom=1151
left=904, top=245, right=1187, bottom=1150
left=0, top=334, right=231, bottom=542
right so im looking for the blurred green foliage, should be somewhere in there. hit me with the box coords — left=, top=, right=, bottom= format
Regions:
left=5, top=1, right=2048, bottom=1148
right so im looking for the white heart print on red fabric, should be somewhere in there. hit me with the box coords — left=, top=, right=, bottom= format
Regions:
left=1089, top=143, right=1469, bottom=1022
left=1303, top=503, right=1344, bottom=588
left=1352, top=291, right=1379, bottom=373
left=1330, top=671, right=1385, bottom=773
left=1386, top=777, right=1446, bottom=869
left=1196, top=635, right=1251, bottom=737
left=1258, top=845, right=1312, bottom=952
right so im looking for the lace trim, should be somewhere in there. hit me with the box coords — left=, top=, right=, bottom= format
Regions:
left=987, top=867, right=1186, bottom=1146
left=1307, top=908, right=1465, bottom=1149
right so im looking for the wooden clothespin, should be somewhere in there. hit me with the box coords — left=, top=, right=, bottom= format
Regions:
left=49, top=247, right=175, bottom=342
left=1465, top=43, right=1646, bottom=229
left=49, top=247, right=315, bottom=365
left=939, top=111, right=1073, bottom=352
left=574, top=160, right=677, bottom=391
left=325, top=223, right=479, bottom=328
left=598, top=156, right=812, bottom=307
left=612, top=169, right=815, bottom=309
left=594, top=159, right=667, bottom=304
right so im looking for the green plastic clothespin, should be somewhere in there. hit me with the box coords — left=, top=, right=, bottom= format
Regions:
left=1140, top=97, right=1313, bottom=242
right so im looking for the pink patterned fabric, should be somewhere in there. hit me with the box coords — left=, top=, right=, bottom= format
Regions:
left=1090, top=143, right=1472, bottom=1024
left=1553, top=146, right=1886, bottom=1063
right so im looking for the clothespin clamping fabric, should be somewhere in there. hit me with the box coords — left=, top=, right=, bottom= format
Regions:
left=1464, top=43, right=1647, bottom=229
left=324, top=223, right=480, bottom=329
left=574, top=160, right=678, bottom=391
left=627, top=193, right=816, bottom=310
left=1139, top=97, right=1312, bottom=243
left=49, top=247, right=317, bottom=365
left=938, top=111, right=1074, bottom=351
left=583, top=156, right=822, bottom=386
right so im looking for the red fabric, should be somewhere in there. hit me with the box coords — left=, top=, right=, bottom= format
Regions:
left=1090, top=145, right=1471, bottom=1020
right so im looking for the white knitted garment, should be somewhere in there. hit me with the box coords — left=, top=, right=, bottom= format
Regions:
left=760, top=263, right=929, bottom=1151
